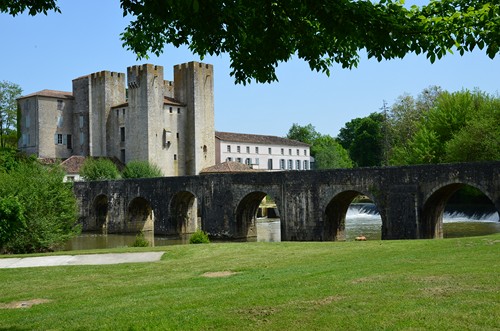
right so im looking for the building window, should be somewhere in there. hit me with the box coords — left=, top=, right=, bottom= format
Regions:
left=177, top=108, right=181, bottom=114
left=268, top=147, right=272, bottom=154
left=288, top=159, right=293, bottom=169
left=25, top=113, right=30, bottom=128
left=280, top=159, right=285, bottom=169
left=116, top=109, right=119, bottom=116
left=227, top=145, right=231, bottom=152
left=296, top=160, right=301, bottom=170
left=227, top=157, right=232, bottom=162
left=176, top=132, right=179, bottom=139
left=268, top=159, right=273, bottom=170
left=255, top=158, right=260, bottom=165
left=55, top=133, right=63, bottom=145
left=57, top=115, right=63, bottom=128
left=246, top=146, right=250, bottom=153
left=296, top=149, right=300, bottom=155
left=169, top=107, right=173, bottom=113
left=236, top=157, right=242, bottom=163
left=289, top=149, right=292, bottom=155
left=122, top=109, right=125, bottom=115
left=80, top=132, right=84, bottom=145
left=304, top=149, right=307, bottom=156
left=255, top=147, right=259, bottom=154
left=120, top=149, right=125, bottom=162
left=174, top=154, right=177, bottom=160
left=57, top=99, right=63, bottom=110
left=281, top=148, right=284, bottom=155
left=237, top=146, right=241, bottom=153
left=245, top=158, right=251, bottom=165
left=67, top=134, right=72, bottom=149
left=79, top=114, right=84, bottom=128
left=120, top=127, right=125, bottom=142
left=304, top=160, right=309, bottom=170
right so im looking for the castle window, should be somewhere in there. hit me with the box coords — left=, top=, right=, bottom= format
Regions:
left=288, top=159, right=293, bottom=169
left=67, top=135, right=72, bottom=149
left=176, top=132, right=179, bottom=138
left=268, top=159, right=273, bottom=170
left=120, top=127, right=125, bottom=142
left=80, top=132, right=84, bottom=145
left=289, top=149, right=292, bottom=155
left=296, top=149, right=300, bottom=155
left=281, top=148, right=284, bottom=155
left=296, top=160, right=301, bottom=170
left=236, top=157, right=242, bottom=163
left=304, top=160, right=309, bottom=170
left=177, top=108, right=181, bottom=114
left=120, top=149, right=125, bottom=163
left=174, top=154, right=177, bottom=160
left=122, top=109, right=125, bottom=115
left=55, top=133, right=63, bottom=145
left=116, top=109, right=119, bottom=116
left=227, top=145, right=231, bottom=152
left=227, top=157, right=232, bottom=162
left=79, top=115, right=84, bottom=128
left=237, top=146, right=241, bottom=153
left=57, top=100, right=63, bottom=110
left=25, top=113, right=30, bottom=128
left=255, top=147, right=259, bottom=154
left=245, top=158, right=251, bottom=165
left=268, top=147, right=272, bottom=154
left=304, top=149, right=307, bottom=156
left=169, top=107, right=173, bottom=113
left=280, top=159, right=285, bottom=169
left=246, top=146, right=250, bottom=153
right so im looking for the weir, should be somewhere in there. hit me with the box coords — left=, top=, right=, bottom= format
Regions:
left=73, top=161, right=500, bottom=241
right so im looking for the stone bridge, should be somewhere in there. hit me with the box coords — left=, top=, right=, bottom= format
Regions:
left=73, top=161, right=500, bottom=241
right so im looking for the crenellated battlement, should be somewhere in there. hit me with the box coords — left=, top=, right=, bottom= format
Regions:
left=127, top=64, right=164, bottom=76
left=90, top=70, right=124, bottom=80
left=174, top=61, right=213, bottom=71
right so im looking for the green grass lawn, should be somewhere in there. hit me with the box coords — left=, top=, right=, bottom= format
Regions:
left=1, top=234, right=499, bottom=330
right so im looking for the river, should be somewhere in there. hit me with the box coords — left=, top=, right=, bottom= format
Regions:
left=63, top=203, right=500, bottom=250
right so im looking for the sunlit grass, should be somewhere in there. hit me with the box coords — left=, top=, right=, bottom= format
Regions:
left=0, top=234, right=499, bottom=330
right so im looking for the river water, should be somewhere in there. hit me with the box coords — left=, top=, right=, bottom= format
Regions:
left=63, top=203, right=500, bottom=250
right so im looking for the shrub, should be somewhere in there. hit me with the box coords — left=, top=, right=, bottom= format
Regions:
left=130, top=231, right=150, bottom=247
left=0, top=161, right=80, bottom=253
left=189, top=229, right=210, bottom=244
left=0, top=196, right=25, bottom=251
left=122, top=160, right=163, bottom=179
left=81, top=158, right=120, bottom=181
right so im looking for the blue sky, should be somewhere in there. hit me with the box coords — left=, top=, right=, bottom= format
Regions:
left=1, top=0, right=498, bottom=137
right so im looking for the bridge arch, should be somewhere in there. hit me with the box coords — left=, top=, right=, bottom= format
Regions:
left=126, top=197, right=154, bottom=233
left=324, top=190, right=381, bottom=241
left=420, top=182, right=499, bottom=239
left=236, top=191, right=281, bottom=240
left=169, top=191, right=199, bottom=235
left=90, top=194, right=108, bottom=232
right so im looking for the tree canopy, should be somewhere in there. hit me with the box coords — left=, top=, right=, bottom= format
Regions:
left=3, top=0, right=499, bottom=84
left=0, top=81, right=22, bottom=148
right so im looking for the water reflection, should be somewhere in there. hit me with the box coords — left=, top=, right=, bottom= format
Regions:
left=63, top=203, right=500, bottom=251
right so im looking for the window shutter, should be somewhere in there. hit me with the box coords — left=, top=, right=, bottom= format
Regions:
left=54, top=134, right=58, bottom=144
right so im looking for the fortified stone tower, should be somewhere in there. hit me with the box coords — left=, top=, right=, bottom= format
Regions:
left=174, top=62, right=215, bottom=175
left=126, top=64, right=166, bottom=170
left=72, top=71, right=126, bottom=157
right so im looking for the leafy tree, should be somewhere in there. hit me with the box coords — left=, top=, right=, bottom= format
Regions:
left=81, top=158, right=121, bottom=181
left=286, top=123, right=352, bottom=169
left=337, top=113, right=384, bottom=167
left=312, top=135, right=353, bottom=169
left=287, top=124, right=320, bottom=145
left=122, top=160, right=163, bottom=178
left=387, top=86, right=442, bottom=153
left=389, top=89, right=500, bottom=165
left=0, top=196, right=25, bottom=250
left=0, top=81, right=22, bottom=148
left=3, top=1, right=500, bottom=84
left=0, top=160, right=79, bottom=253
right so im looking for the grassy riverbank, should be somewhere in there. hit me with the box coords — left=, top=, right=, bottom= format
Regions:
left=1, top=234, right=499, bottom=330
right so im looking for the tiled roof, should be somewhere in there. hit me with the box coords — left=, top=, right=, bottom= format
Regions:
left=215, top=131, right=309, bottom=147
left=18, top=89, right=73, bottom=100
left=164, top=96, right=185, bottom=106
left=58, top=156, right=125, bottom=174
left=200, top=161, right=261, bottom=174
left=60, top=156, right=86, bottom=174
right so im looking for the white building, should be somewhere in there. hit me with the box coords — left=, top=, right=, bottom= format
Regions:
left=215, top=131, right=311, bottom=171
